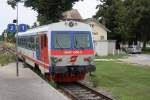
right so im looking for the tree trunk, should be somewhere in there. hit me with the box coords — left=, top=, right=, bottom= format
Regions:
left=143, top=41, right=146, bottom=50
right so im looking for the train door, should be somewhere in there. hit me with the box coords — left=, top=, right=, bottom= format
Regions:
left=38, top=33, right=49, bottom=65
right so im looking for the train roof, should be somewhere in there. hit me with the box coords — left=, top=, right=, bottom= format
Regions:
left=18, top=21, right=91, bottom=36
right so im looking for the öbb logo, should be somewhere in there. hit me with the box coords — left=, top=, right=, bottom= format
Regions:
left=69, top=56, right=78, bottom=63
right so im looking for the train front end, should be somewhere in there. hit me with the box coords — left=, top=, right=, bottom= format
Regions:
left=50, top=21, right=96, bottom=82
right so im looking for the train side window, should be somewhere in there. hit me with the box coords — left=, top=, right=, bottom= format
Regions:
left=18, top=37, right=20, bottom=46
left=24, top=37, right=26, bottom=48
left=29, top=37, right=32, bottom=49
left=25, top=37, right=29, bottom=48
left=34, top=36, right=36, bottom=50
left=35, top=35, right=38, bottom=49
left=18, top=37, right=19, bottom=46
left=24, top=37, right=25, bottom=48
left=20, top=38, right=22, bottom=46
left=21, top=37, right=23, bottom=47
left=29, top=37, right=31, bottom=49
left=31, top=36, right=34, bottom=50
left=23, top=38, right=24, bottom=47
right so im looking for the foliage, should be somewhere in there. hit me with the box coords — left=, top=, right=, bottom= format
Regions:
left=0, top=36, right=3, bottom=41
left=91, top=61, right=150, bottom=100
left=1, top=30, right=15, bottom=42
left=7, top=0, right=83, bottom=25
left=95, top=0, right=129, bottom=43
left=95, top=0, right=150, bottom=47
left=124, top=0, right=150, bottom=48
left=0, top=53, right=15, bottom=66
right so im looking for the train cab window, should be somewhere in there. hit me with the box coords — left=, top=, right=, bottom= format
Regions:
left=31, top=36, right=34, bottom=50
left=54, top=33, right=71, bottom=49
left=74, top=33, right=91, bottom=49
left=25, top=37, right=27, bottom=48
left=18, top=37, right=20, bottom=46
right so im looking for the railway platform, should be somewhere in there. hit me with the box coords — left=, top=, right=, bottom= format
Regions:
left=0, top=63, right=68, bottom=100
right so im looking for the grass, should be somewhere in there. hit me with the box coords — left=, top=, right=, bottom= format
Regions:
left=95, top=54, right=128, bottom=59
left=5, top=42, right=15, bottom=49
left=89, top=61, right=150, bottom=100
left=0, top=53, right=16, bottom=66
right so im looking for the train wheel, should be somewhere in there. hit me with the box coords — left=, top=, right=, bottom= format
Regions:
left=22, top=57, right=27, bottom=68
left=44, top=73, right=52, bottom=81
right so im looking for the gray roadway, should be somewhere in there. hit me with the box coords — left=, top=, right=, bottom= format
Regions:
left=120, top=54, right=150, bottom=67
left=0, top=63, right=68, bottom=100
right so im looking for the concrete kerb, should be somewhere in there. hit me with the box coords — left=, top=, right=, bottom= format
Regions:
left=94, top=59, right=115, bottom=61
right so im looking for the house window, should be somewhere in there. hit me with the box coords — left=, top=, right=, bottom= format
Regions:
left=93, top=32, right=98, bottom=35
left=89, top=24, right=94, bottom=28
left=100, top=36, right=104, bottom=40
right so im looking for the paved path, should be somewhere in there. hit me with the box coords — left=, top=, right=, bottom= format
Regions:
left=0, top=63, right=68, bottom=100
left=119, top=54, right=150, bottom=66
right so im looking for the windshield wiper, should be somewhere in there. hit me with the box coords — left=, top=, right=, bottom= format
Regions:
left=74, top=36, right=84, bottom=50
left=74, top=36, right=78, bottom=48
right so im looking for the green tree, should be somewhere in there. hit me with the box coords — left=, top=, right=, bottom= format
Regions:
left=95, top=0, right=150, bottom=49
left=2, top=29, right=15, bottom=42
left=124, top=0, right=150, bottom=49
left=95, top=0, right=129, bottom=45
left=7, top=0, right=83, bottom=25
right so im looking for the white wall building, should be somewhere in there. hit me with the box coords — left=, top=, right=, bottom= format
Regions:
left=84, top=18, right=110, bottom=41
left=84, top=18, right=116, bottom=56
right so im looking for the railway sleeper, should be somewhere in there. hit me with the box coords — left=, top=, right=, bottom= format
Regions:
left=67, top=87, right=83, bottom=90
left=77, top=96, right=101, bottom=100
left=73, top=92, right=94, bottom=96
left=70, top=89, right=87, bottom=92
left=79, top=96, right=102, bottom=100
left=75, top=93, right=96, bottom=98
left=73, top=91, right=91, bottom=94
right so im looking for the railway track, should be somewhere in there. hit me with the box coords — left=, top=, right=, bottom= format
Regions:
left=58, top=82, right=113, bottom=100
left=6, top=48, right=16, bottom=54
left=0, top=47, right=15, bottom=55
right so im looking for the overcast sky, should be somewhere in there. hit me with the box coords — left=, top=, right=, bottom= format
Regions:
left=0, top=0, right=99, bottom=35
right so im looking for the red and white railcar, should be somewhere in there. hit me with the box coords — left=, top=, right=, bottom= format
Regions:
left=18, top=21, right=95, bottom=82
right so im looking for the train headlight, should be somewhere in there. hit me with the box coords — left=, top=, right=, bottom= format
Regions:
left=65, top=20, right=78, bottom=27
left=51, top=57, right=62, bottom=64
left=84, top=57, right=94, bottom=65
left=69, top=21, right=74, bottom=27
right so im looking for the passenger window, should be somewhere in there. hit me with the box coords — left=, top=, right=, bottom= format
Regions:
left=35, top=36, right=38, bottom=49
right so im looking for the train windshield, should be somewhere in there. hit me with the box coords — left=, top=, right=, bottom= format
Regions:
left=54, top=33, right=71, bottom=49
left=74, top=33, right=91, bottom=49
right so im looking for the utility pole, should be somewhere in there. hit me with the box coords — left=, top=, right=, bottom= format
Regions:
left=16, top=2, right=19, bottom=77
